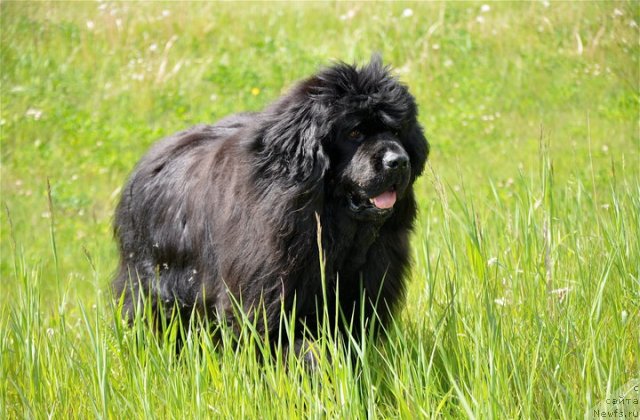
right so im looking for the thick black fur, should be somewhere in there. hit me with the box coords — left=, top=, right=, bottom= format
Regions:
left=113, top=56, right=429, bottom=359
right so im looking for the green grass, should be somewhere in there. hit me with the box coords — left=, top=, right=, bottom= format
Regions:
left=1, top=1, right=639, bottom=418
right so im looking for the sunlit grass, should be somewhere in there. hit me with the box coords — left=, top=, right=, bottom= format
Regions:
left=1, top=2, right=638, bottom=418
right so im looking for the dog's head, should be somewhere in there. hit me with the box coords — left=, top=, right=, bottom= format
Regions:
left=257, top=56, right=429, bottom=221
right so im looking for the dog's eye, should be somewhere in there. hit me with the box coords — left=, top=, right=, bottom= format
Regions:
left=348, top=130, right=364, bottom=141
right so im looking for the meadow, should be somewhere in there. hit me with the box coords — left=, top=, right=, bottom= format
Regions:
left=1, top=1, right=638, bottom=418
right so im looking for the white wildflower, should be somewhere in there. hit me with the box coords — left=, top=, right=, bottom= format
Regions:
left=344, top=9, right=356, bottom=20
left=25, top=108, right=43, bottom=120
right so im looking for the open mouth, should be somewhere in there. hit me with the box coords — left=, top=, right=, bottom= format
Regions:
left=369, top=189, right=397, bottom=209
left=347, top=185, right=398, bottom=219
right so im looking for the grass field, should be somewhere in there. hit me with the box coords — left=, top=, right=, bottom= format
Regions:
left=1, top=1, right=639, bottom=418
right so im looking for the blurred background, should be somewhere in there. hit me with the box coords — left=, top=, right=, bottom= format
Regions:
left=1, top=2, right=637, bottom=289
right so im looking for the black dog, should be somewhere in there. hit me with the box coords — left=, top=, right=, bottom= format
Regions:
left=113, top=56, right=429, bottom=360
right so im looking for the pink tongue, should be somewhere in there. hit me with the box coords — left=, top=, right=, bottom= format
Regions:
left=371, top=190, right=397, bottom=209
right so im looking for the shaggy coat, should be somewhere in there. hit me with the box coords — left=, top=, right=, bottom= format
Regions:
left=113, top=56, right=429, bottom=355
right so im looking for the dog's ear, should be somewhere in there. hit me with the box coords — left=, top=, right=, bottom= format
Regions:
left=405, top=123, right=429, bottom=182
left=252, top=79, right=330, bottom=192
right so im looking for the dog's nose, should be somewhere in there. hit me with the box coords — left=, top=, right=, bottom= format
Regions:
left=382, top=150, right=409, bottom=171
